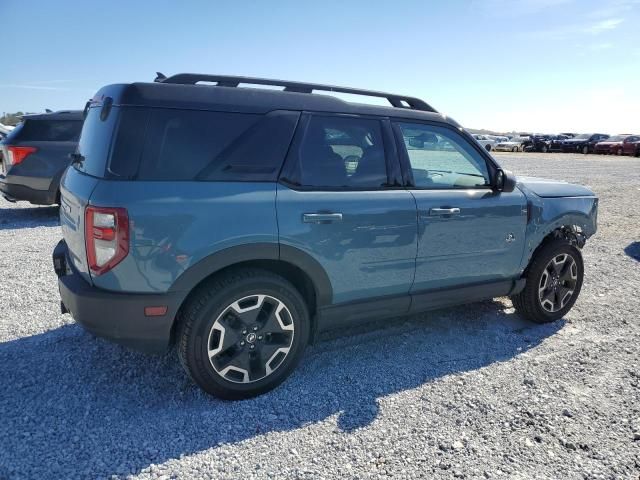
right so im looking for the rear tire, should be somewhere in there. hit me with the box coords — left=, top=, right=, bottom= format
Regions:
left=177, top=268, right=310, bottom=399
left=511, top=238, right=584, bottom=324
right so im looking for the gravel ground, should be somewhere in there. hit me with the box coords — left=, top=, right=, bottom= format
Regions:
left=0, top=152, right=639, bottom=479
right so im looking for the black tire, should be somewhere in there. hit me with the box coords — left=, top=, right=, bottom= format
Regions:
left=542, top=145, right=548, bottom=153
left=511, top=238, right=584, bottom=324
left=512, top=146, right=518, bottom=152
left=616, top=147, right=623, bottom=156
left=582, top=145, right=589, bottom=155
left=177, top=268, right=310, bottom=399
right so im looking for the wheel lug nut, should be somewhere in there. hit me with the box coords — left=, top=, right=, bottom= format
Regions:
left=240, top=341, right=245, bottom=346
left=250, top=345, right=255, bottom=349
left=258, top=335, right=263, bottom=340
left=242, top=329, right=247, bottom=335
left=253, top=326, right=258, bottom=331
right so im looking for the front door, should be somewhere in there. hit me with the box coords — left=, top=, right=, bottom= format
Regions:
left=393, top=121, right=527, bottom=293
left=277, top=113, right=417, bottom=316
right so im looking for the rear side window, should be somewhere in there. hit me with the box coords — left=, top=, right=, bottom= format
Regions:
left=136, top=110, right=259, bottom=181
left=77, top=106, right=299, bottom=181
left=14, top=119, right=81, bottom=142
left=284, top=115, right=389, bottom=189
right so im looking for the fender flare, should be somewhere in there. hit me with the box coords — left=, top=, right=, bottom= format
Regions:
left=168, top=242, right=333, bottom=307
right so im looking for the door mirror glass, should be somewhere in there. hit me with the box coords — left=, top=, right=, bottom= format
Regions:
left=495, top=168, right=517, bottom=193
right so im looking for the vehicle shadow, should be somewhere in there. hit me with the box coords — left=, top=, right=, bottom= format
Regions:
left=624, top=242, right=640, bottom=262
left=0, top=205, right=59, bottom=230
left=0, top=300, right=564, bottom=478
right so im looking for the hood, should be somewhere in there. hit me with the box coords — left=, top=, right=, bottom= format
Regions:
left=517, top=176, right=595, bottom=198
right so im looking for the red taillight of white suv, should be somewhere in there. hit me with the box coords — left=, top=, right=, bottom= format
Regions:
left=85, top=206, right=129, bottom=275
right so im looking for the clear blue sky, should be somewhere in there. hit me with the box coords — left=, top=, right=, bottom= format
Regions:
left=1, top=0, right=638, bottom=133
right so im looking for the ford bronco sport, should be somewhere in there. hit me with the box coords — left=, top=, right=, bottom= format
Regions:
left=52, top=74, right=598, bottom=399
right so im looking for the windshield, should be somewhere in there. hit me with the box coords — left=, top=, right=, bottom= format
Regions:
left=606, top=135, right=625, bottom=142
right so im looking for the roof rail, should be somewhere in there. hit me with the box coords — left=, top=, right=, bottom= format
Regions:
left=157, top=73, right=437, bottom=112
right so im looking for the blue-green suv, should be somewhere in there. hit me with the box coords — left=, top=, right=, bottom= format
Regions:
left=52, top=74, right=598, bottom=399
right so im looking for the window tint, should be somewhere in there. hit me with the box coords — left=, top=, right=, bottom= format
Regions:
left=396, top=123, right=490, bottom=189
left=136, top=109, right=259, bottom=181
left=291, top=115, right=388, bottom=189
left=195, top=111, right=299, bottom=182
left=19, top=119, right=82, bottom=142
left=75, top=106, right=119, bottom=177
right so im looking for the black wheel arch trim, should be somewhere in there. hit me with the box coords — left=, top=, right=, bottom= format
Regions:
left=168, top=242, right=333, bottom=307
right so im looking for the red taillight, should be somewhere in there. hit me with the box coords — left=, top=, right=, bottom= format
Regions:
left=6, top=146, right=37, bottom=166
left=85, top=206, right=129, bottom=275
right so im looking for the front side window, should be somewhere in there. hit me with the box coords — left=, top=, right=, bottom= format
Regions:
left=396, top=122, right=490, bottom=189
left=291, top=115, right=388, bottom=189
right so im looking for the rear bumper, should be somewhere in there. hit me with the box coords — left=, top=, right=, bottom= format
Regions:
left=53, top=240, right=182, bottom=354
left=0, top=176, right=57, bottom=205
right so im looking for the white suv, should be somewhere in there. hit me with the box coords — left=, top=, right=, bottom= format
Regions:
left=472, top=134, right=496, bottom=152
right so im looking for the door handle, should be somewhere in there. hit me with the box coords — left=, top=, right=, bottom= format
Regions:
left=429, top=207, right=461, bottom=216
left=302, top=213, right=343, bottom=224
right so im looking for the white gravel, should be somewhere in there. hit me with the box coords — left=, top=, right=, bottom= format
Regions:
left=0, top=152, right=639, bottom=479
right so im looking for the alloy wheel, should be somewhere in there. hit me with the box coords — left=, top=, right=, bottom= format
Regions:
left=207, top=294, right=295, bottom=383
left=538, top=253, right=578, bottom=313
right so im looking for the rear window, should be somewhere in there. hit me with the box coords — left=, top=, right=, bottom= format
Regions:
left=17, top=119, right=82, bottom=142
left=74, top=106, right=119, bottom=177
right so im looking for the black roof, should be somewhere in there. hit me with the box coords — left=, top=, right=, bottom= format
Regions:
left=90, top=73, right=458, bottom=127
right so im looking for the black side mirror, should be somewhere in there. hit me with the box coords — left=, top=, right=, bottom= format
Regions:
left=495, top=169, right=517, bottom=193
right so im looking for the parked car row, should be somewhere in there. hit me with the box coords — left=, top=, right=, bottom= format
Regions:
left=483, top=132, right=640, bottom=156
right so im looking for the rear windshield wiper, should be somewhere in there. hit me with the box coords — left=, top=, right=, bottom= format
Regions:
left=69, top=153, right=85, bottom=165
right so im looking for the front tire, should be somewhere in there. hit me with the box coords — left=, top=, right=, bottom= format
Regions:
left=511, top=239, right=584, bottom=324
left=177, top=269, right=310, bottom=399
left=582, top=145, right=589, bottom=155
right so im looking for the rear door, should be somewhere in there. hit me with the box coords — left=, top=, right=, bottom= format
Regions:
left=393, top=121, right=527, bottom=294
left=277, top=113, right=417, bottom=320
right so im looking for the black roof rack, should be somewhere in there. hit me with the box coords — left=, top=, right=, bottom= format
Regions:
left=156, top=73, right=437, bottom=113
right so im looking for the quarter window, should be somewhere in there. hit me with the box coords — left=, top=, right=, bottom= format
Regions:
left=290, top=115, right=388, bottom=189
left=396, top=123, right=490, bottom=189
